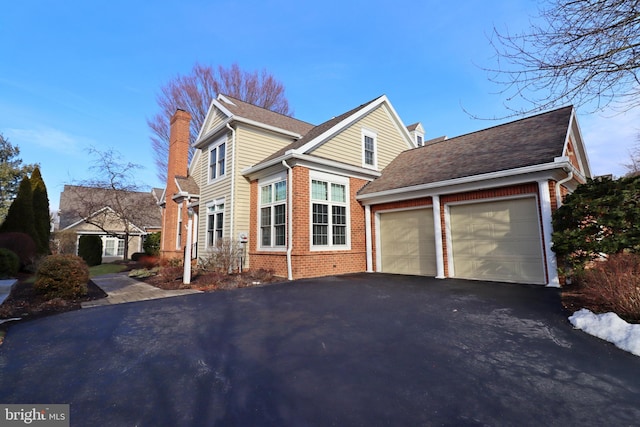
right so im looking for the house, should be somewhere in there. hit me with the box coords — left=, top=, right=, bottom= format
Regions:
left=160, top=95, right=590, bottom=286
left=59, top=185, right=162, bottom=261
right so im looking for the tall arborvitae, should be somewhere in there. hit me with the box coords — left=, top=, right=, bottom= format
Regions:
left=0, top=176, right=37, bottom=242
left=30, top=167, right=51, bottom=254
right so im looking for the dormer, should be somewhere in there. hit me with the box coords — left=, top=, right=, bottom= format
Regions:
left=407, top=122, right=425, bottom=147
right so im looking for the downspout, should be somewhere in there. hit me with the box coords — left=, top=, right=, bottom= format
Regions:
left=282, top=160, right=293, bottom=280
left=555, top=171, right=573, bottom=208
left=226, top=123, right=236, bottom=240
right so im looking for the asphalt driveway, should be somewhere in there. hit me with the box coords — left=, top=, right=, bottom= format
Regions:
left=0, top=273, right=638, bottom=426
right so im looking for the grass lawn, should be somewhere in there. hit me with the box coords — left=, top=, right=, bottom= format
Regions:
left=89, top=263, right=129, bottom=277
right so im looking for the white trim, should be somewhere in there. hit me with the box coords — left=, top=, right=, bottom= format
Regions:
left=538, top=180, right=560, bottom=287
left=374, top=211, right=382, bottom=272
left=432, top=195, right=445, bottom=279
left=361, top=128, right=378, bottom=170
left=309, top=171, right=351, bottom=251
left=357, top=161, right=582, bottom=205
left=257, top=174, right=288, bottom=251
left=208, top=136, right=227, bottom=183
left=242, top=152, right=381, bottom=181
left=365, top=205, right=373, bottom=272
left=176, top=202, right=183, bottom=250
left=205, top=198, right=226, bottom=248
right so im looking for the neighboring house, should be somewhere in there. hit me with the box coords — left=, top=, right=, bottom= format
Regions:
left=160, top=95, right=590, bottom=286
left=59, top=185, right=162, bottom=261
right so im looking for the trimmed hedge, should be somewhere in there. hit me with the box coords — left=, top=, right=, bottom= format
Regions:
left=0, top=248, right=19, bottom=279
left=143, top=232, right=161, bottom=256
left=34, top=254, right=89, bottom=299
left=78, top=235, right=102, bottom=266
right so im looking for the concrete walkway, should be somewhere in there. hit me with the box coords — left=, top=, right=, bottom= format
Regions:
left=81, top=273, right=201, bottom=308
left=0, top=279, right=17, bottom=305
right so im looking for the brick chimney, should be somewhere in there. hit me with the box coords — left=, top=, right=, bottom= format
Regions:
left=160, top=109, right=191, bottom=257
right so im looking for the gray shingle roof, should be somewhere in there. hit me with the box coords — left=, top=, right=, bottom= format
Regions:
left=258, top=95, right=384, bottom=164
left=219, top=94, right=314, bottom=136
left=359, top=106, right=573, bottom=195
left=175, top=176, right=200, bottom=195
left=59, top=185, right=162, bottom=230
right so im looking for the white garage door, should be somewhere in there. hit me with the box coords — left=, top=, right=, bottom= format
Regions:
left=449, top=198, right=545, bottom=284
left=379, top=208, right=436, bottom=276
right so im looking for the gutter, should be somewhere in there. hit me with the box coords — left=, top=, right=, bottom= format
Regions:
left=555, top=171, right=573, bottom=208
left=227, top=123, right=236, bottom=240
left=282, top=160, right=294, bottom=280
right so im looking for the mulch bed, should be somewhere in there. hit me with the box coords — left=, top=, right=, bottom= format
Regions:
left=0, top=274, right=107, bottom=331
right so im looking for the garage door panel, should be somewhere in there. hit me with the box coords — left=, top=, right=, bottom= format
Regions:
left=380, top=209, right=436, bottom=276
left=450, top=198, right=545, bottom=284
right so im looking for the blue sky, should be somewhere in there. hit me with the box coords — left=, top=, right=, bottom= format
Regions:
left=2, top=0, right=638, bottom=211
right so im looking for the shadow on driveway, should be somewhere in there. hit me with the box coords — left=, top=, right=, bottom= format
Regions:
left=0, top=273, right=638, bottom=426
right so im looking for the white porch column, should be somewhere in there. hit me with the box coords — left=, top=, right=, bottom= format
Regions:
left=432, top=195, right=445, bottom=279
left=538, top=180, right=560, bottom=287
left=365, top=205, right=373, bottom=272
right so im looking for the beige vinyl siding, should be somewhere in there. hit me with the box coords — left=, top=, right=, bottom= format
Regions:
left=311, top=104, right=411, bottom=170
left=194, top=124, right=296, bottom=262
left=196, top=130, right=233, bottom=252
left=202, top=108, right=228, bottom=136
left=233, top=125, right=297, bottom=233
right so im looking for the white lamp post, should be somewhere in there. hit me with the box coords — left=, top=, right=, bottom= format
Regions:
left=183, top=207, right=194, bottom=285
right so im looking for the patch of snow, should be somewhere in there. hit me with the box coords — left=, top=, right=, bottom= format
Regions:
left=569, top=309, right=640, bottom=357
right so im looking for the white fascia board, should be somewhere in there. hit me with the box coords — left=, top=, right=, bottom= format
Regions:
left=242, top=152, right=382, bottom=181
left=193, top=117, right=232, bottom=149
left=568, top=109, right=593, bottom=178
left=63, top=206, right=115, bottom=230
left=292, top=96, right=389, bottom=155
left=357, top=161, right=575, bottom=205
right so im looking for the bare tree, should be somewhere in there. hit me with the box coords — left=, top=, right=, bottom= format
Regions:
left=488, top=0, right=640, bottom=116
left=68, top=147, right=159, bottom=260
left=148, top=63, right=292, bottom=182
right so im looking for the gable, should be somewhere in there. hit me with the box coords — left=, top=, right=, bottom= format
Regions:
left=199, top=105, right=230, bottom=140
left=309, top=103, right=414, bottom=170
left=359, top=106, right=576, bottom=196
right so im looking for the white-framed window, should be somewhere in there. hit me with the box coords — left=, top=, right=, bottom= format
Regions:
left=176, top=202, right=183, bottom=250
left=310, top=171, right=350, bottom=249
left=104, top=237, right=125, bottom=257
left=362, top=129, right=377, bottom=169
left=206, top=200, right=225, bottom=247
left=208, top=138, right=226, bottom=182
left=260, top=179, right=287, bottom=248
left=416, top=135, right=423, bottom=146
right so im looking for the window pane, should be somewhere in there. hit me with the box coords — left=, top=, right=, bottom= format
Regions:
left=275, top=225, right=286, bottom=246
left=117, top=239, right=125, bottom=256
left=274, top=181, right=287, bottom=202
left=261, top=207, right=271, bottom=227
left=365, top=135, right=374, bottom=151
left=261, top=185, right=272, bottom=204
left=331, top=184, right=346, bottom=203
left=104, top=239, right=114, bottom=256
left=210, top=147, right=217, bottom=179
left=218, top=143, right=225, bottom=176
left=364, top=135, right=375, bottom=165
left=311, top=180, right=327, bottom=200
left=312, top=203, right=328, bottom=224
left=332, top=206, right=346, bottom=225
left=274, top=204, right=286, bottom=225
left=313, top=225, right=328, bottom=245
left=207, top=214, right=215, bottom=246
left=333, top=226, right=346, bottom=245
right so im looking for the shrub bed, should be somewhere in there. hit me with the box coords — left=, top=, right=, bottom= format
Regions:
left=571, top=253, right=640, bottom=323
left=34, top=254, right=90, bottom=300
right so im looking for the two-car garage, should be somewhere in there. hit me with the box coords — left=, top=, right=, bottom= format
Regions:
left=377, top=197, right=546, bottom=284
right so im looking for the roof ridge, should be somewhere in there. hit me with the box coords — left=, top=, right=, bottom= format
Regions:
left=438, top=105, right=574, bottom=145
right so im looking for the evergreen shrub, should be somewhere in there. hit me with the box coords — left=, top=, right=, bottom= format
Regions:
left=0, top=248, right=19, bottom=278
left=34, top=254, right=89, bottom=299
left=78, top=235, right=102, bottom=266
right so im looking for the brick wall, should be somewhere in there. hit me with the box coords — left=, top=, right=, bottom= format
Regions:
left=160, top=109, right=191, bottom=259
left=249, top=166, right=370, bottom=279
